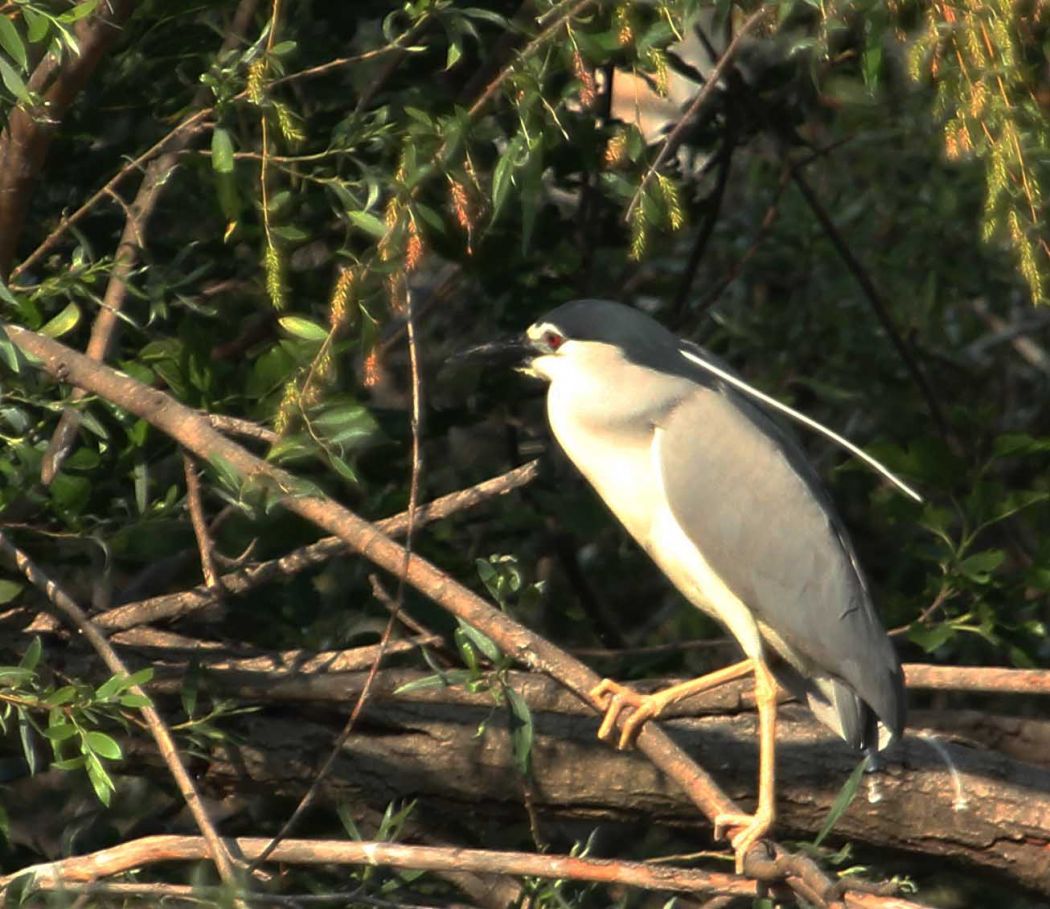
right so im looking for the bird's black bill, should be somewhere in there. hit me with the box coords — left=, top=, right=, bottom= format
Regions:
left=450, top=337, right=534, bottom=369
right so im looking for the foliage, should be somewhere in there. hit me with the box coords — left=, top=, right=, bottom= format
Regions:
left=0, top=0, right=1047, bottom=905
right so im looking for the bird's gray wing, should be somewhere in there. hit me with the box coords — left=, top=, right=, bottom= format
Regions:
left=656, top=383, right=905, bottom=748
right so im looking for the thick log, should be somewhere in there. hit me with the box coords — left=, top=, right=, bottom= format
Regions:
left=123, top=671, right=1050, bottom=895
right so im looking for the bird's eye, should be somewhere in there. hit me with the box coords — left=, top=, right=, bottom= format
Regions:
left=544, top=331, right=565, bottom=351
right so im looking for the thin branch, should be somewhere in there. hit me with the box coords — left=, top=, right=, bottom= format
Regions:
left=788, top=168, right=951, bottom=441
left=671, top=135, right=735, bottom=324
left=0, top=532, right=238, bottom=888
left=0, top=0, right=137, bottom=278
left=0, top=834, right=928, bottom=908
left=904, top=663, right=1050, bottom=695
left=182, top=452, right=220, bottom=591
left=467, top=0, right=594, bottom=118
left=253, top=289, right=427, bottom=868
left=624, top=6, right=770, bottom=224
left=696, top=161, right=791, bottom=313
left=86, top=458, right=540, bottom=632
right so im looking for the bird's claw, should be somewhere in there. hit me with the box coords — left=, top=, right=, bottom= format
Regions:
left=713, top=810, right=775, bottom=874
left=589, top=679, right=663, bottom=749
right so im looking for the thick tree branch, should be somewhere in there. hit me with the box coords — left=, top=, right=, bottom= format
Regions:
left=135, top=672, right=1047, bottom=895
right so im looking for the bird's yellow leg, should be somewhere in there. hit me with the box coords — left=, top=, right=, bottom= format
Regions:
left=590, top=658, right=754, bottom=749
left=714, top=658, right=778, bottom=873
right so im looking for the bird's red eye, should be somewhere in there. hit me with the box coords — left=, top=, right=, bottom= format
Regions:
left=545, top=331, right=565, bottom=351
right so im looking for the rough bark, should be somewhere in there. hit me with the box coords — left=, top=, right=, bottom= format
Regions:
left=115, top=669, right=1050, bottom=895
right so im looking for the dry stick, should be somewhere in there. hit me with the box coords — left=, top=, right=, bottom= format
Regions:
left=85, top=459, right=541, bottom=633
left=182, top=452, right=221, bottom=591
left=3, top=325, right=905, bottom=905
left=38, top=0, right=262, bottom=483
left=2, top=835, right=752, bottom=899
left=0, top=533, right=237, bottom=888
left=207, top=413, right=279, bottom=445
left=904, top=663, right=1050, bottom=695
left=670, top=134, right=735, bottom=324
left=0, top=835, right=930, bottom=909
left=624, top=6, right=770, bottom=224
left=0, top=835, right=928, bottom=906
left=788, top=169, right=950, bottom=441
left=696, top=161, right=791, bottom=314
left=252, top=290, right=427, bottom=869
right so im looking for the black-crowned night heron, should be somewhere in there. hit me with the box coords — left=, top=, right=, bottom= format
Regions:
left=470, top=299, right=906, bottom=869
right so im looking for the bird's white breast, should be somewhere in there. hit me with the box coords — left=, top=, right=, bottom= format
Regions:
left=546, top=377, right=763, bottom=657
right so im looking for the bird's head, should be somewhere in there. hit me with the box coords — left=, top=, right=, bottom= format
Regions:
left=458, top=299, right=679, bottom=385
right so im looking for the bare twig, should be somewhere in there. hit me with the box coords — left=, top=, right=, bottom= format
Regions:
left=253, top=290, right=427, bottom=867
left=904, top=663, right=1050, bottom=695
left=0, top=835, right=928, bottom=908
left=0, top=532, right=238, bottom=888
left=182, top=452, right=220, bottom=591
left=84, top=459, right=540, bottom=633
left=696, top=161, right=791, bottom=313
left=788, top=168, right=950, bottom=441
left=206, top=412, right=279, bottom=444
left=671, top=134, right=735, bottom=324
left=624, top=6, right=770, bottom=224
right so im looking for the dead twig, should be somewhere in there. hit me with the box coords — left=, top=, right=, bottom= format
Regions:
left=624, top=6, right=770, bottom=224
left=253, top=287, right=427, bottom=868
left=182, top=452, right=221, bottom=591
left=82, top=459, right=540, bottom=633
left=0, top=835, right=931, bottom=907
left=788, top=168, right=950, bottom=441
left=206, top=413, right=279, bottom=445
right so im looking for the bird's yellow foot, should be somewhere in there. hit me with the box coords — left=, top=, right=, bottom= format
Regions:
left=714, top=809, right=775, bottom=874
left=589, top=679, right=665, bottom=749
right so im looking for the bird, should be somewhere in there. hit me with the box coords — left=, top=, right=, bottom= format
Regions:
left=467, top=299, right=906, bottom=870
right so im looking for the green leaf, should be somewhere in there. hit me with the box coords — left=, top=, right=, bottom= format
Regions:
left=84, top=731, right=122, bottom=760
left=0, top=55, right=30, bottom=103
left=456, top=618, right=501, bottom=662
left=20, top=637, right=41, bottom=672
left=813, top=757, right=866, bottom=846
left=40, top=302, right=80, bottom=338
left=278, top=316, right=329, bottom=343
left=957, top=549, right=1004, bottom=584
left=347, top=210, right=387, bottom=239
left=0, top=17, right=28, bottom=69
left=120, top=692, right=152, bottom=708
left=505, top=684, right=534, bottom=776
left=0, top=580, right=22, bottom=604
left=85, top=752, right=114, bottom=805
left=22, top=9, right=48, bottom=43
left=394, top=669, right=473, bottom=694
left=43, top=723, right=77, bottom=743
left=44, top=686, right=77, bottom=707
left=908, top=621, right=954, bottom=654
